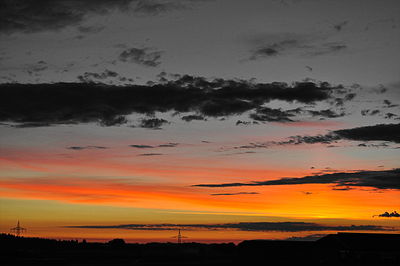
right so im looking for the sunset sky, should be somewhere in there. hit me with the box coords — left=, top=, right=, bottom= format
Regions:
left=0, top=0, right=399, bottom=243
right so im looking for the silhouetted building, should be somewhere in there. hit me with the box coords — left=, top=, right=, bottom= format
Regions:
left=316, top=232, right=400, bottom=264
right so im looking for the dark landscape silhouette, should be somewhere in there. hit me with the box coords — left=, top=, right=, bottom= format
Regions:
left=1, top=232, right=399, bottom=265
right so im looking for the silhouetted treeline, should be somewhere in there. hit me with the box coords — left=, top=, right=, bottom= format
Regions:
left=1, top=233, right=399, bottom=265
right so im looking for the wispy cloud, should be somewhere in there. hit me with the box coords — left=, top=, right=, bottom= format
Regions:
left=248, top=33, right=347, bottom=60
left=210, top=192, right=259, bottom=196
left=67, top=146, right=108, bottom=150
left=119, top=47, right=163, bottom=67
left=138, top=153, right=163, bottom=156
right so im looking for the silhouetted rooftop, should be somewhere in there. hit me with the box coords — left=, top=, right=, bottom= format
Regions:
left=317, top=232, right=400, bottom=251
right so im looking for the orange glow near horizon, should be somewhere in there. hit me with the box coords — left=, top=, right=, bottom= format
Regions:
left=1, top=134, right=399, bottom=243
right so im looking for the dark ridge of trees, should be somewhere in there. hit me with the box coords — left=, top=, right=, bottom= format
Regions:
left=1, top=233, right=399, bottom=265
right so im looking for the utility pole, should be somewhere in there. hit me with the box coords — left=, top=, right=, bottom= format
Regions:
left=10, top=220, right=26, bottom=237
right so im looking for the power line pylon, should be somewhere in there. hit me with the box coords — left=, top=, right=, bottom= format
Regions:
left=172, top=228, right=187, bottom=244
left=10, top=220, right=26, bottom=237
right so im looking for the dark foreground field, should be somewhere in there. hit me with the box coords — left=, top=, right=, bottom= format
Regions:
left=1, top=233, right=399, bottom=265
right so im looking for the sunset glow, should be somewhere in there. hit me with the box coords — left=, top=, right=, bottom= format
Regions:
left=1, top=0, right=399, bottom=244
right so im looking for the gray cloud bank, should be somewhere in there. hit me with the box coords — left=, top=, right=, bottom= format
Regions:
left=0, top=77, right=346, bottom=127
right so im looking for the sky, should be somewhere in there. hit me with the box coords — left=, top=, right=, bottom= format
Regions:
left=0, top=0, right=399, bottom=243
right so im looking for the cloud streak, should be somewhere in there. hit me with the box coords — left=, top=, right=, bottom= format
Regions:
left=234, top=123, right=400, bottom=150
left=65, top=222, right=395, bottom=232
left=67, top=146, right=108, bottom=150
left=192, top=169, right=400, bottom=190
left=248, top=33, right=347, bottom=60
left=210, top=192, right=259, bottom=196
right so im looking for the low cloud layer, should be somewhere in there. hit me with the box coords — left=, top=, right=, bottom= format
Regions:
left=65, top=221, right=394, bottom=232
left=0, top=77, right=344, bottom=127
left=193, top=169, right=400, bottom=190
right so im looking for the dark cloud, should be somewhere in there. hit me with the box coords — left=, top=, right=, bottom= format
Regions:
left=77, top=25, right=105, bottom=34
left=357, top=142, right=389, bottom=148
left=250, top=47, right=280, bottom=59
left=67, top=146, right=108, bottom=150
left=133, top=0, right=186, bottom=15
left=334, top=123, right=400, bottom=143
left=192, top=168, right=400, bottom=190
left=236, top=120, right=254, bottom=126
left=276, top=134, right=341, bottom=145
left=65, top=222, right=394, bottom=232
left=249, top=39, right=299, bottom=60
left=308, top=109, right=345, bottom=118
left=77, top=69, right=119, bottom=83
left=158, top=143, right=179, bottom=147
left=210, top=192, right=259, bottom=196
left=11, top=122, right=53, bottom=128
left=383, top=100, right=399, bottom=108
left=181, top=115, right=206, bottom=122
left=0, top=0, right=132, bottom=34
left=138, top=153, right=163, bottom=156
left=118, top=47, right=163, bottom=67
left=307, top=42, right=347, bottom=57
left=129, top=143, right=178, bottom=148
left=0, top=0, right=206, bottom=34
left=248, top=33, right=347, bottom=60
left=249, top=107, right=296, bottom=122
left=384, top=113, right=398, bottom=119
left=25, top=61, right=48, bottom=77
left=236, top=123, right=400, bottom=148
left=332, top=186, right=354, bottom=191
left=285, top=234, right=326, bottom=241
left=375, top=211, right=400, bottom=218
left=139, top=118, right=169, bottom=129
left=0, top=78, right=342, bottom=127
left=129, top=145, right=154, bottom=149
left=333, top=21, right=348, bottom=31
left=361, top=109, right=381, bottom=116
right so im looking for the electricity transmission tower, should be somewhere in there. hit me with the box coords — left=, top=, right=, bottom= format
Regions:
left=10, top=220, right=26, bottom=237
left=172, top=228, right=187, bottom=244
